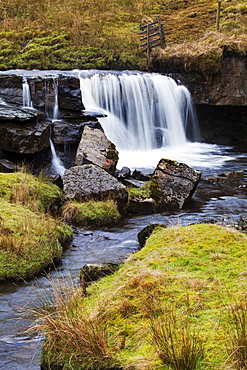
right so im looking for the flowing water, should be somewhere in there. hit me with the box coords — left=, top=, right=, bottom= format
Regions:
left=0, top=70, right=246, bottom=369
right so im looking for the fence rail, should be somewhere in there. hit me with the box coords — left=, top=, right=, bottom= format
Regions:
left=140, top=16, right=166, bottom=61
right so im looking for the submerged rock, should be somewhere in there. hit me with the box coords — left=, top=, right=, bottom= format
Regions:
left=75, top=126, right=119, bottom=175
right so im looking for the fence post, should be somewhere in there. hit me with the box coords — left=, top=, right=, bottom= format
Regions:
left=216, top=0, right=221, bottom=31
left=158, top=16, right=166, bottom=48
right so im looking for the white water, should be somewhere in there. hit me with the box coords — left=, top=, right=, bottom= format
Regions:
left=78, top=70, right=237, bottom=173
left=79, top=70, right=200, bottom=151
left=49, top=139, right=65, bottom=176
left=22, top=77, right=33, bottom=108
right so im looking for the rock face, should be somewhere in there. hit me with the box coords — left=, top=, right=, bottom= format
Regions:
left=152, top=52, right=247, bottom=107
left=152, top=158, right=201, bottom=210
left=0, top=121, right=51, bottom=154
left=62, top=165, right=127, bottom=210
left=75, top=126, right=119, bottom=175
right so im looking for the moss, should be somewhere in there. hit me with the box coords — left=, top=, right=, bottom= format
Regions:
left=0, top=200, right=72, bottom=281
left=39, top=223, right=247, bottom=369
left=127, top=180, right=164, bottom=213
left=0, top=172, right=63, bottom=213
left=62, top=200, right=121, bottom=227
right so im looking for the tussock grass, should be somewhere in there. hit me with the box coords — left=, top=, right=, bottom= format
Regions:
left=0, top=200, right=72, bottom=280
left=0, top=171, right=62, bottom=213
left=148, top=308, right=204, bottom=370
left=29, top=223, right=247, bottom=369
left=62, top=199, right=121, bottom=227
left=226, top=300, right=247, bottom=369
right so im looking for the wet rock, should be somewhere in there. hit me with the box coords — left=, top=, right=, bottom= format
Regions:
left=132, top=169, right=152, bottom=181
left=127, top=196, right=156, bottom=214
left=152, top=158, right=201, bottom=211
left=117, top=167, right=131, bottom=181
left=0, top=159, right=17, bottom=172
left=62, top=164, right=128, bottom=211
left=0, top=121, right=51, bottom=153
left=203, top=170, right=244, bottom=183
left=80, top=263, right=119, bottom=284
left=75, top=126, right=119, bottom=175
left=0, top=74, right=23, bottom=105
left=0, top=106, right=43, bottom=122
left=123, top=179, right=146, bottom=188
left=137, top=223, right=166, bottom=248
left=28, top=74, right=84, bottom=111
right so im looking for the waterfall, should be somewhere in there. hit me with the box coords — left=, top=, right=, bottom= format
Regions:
left=22, top=77, right=33, bottom=108
left=52, top=77, right=59, bottom=121
left=79, top=70, right=200, bottom=151
left=49, top=139, right=65, bottom=176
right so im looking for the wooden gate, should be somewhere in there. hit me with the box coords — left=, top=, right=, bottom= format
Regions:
left=140, top=16, right=166, bottom=62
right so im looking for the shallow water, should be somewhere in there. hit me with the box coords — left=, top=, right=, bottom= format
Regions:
left=0, top=142, right=246, bottom=369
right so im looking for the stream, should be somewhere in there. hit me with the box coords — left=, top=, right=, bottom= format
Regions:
left=0, top=142, right=247, bottom=369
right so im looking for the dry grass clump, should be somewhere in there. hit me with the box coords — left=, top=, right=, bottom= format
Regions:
left=148, top=307, right=204, bottom=370
left=226, top=300, right=247, bottom=370
left=29, top=277, right=117, bottom=369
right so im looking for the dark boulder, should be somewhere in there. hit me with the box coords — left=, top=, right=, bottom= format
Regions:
left=0, top=120, right=51, bottom=154
left=152, top=158, right=202, bottom=211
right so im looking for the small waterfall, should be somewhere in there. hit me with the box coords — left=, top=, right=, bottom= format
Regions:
left=52, top=77, right=59, bottom=121
left=49, top=139, right=65, bottom=176
left=79, top=71, right=200, bottom=151
left=22, top=77, right=33, bottom=108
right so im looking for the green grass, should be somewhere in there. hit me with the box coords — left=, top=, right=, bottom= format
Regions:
left=31, top=223, right=247, bottom=369
left=62, top=199, right=121, bottom=227
left=0, top=200, right=72, bottom=280
left=0, top=171, right=72, bottom=280
left=0, top=171, right=63, bottom=213
left=0, top=0, right=245, bottom=70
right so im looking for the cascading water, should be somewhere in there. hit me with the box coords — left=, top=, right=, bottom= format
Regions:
left=22, top=77, right=33, bottom=108
left=79, top=70, right=200, bottom=151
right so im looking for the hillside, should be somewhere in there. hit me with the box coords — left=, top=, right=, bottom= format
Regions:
left=0, top=0, right=246, bottom=70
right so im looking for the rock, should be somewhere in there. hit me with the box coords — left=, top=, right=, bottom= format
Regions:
left=0, top=120, right=51, bottom=153
left=0, top=106, right=43, bottom=122
left=62, top=164, right=128, bottom=211
left=51, top=118, right=103, bottom=145
left=0, top=159, right=17, bottom=172
left=152, top=158, right=201, bottom=211
left=132, top=169, right=152, bottom=181
left=137, top=223, right=166, bottom=248
left=75, top=126, right=119, bottom=175
left=28, top=74, right=84, bottom=111
left=0, top=74, right=23, bottom=105
left=203, top=170, right=244, bottom=183
left=80, top=263, right=119, bottom=284
left=123, top=179, right=146, bottom=188
left=117, top=167, right=131, bottom=181
left=127, top=196, right=156, bottom=214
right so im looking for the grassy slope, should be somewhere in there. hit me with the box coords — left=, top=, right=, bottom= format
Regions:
left=0, top=0, right=245, bottom=70
left=39, top=223, right=247, bottom=370
left=0, top=172, right=72, bottom=280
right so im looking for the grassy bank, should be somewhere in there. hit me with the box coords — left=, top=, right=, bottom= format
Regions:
left=0, top=171, right=72, bottom=280
left=0, top=0, right=245, bottom=70
left=31, top=223, right=247, bottom=370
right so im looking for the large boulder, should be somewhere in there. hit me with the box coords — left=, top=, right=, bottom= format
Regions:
left=152, top=158, right=201, bottom=211
left=62, top=164, right=128, bottom=210
left=75, top=126, right=119, bottom=175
